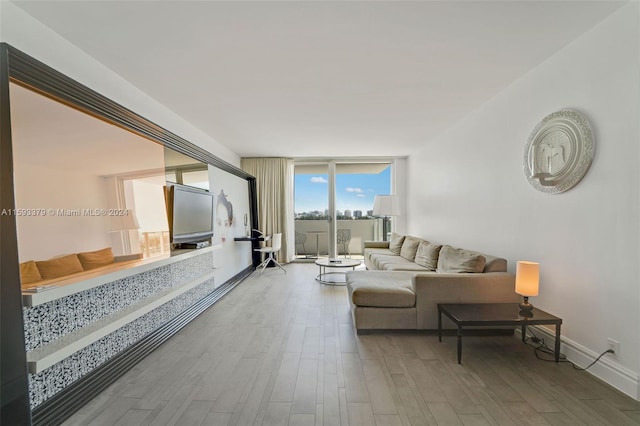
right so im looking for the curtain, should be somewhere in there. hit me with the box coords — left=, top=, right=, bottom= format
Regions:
left=241, top=157, right=294, bottom=262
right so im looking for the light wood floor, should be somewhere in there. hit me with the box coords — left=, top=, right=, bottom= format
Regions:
left=64, top=263, right=640, bottom=426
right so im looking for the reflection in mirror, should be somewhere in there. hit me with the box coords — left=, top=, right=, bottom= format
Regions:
left=9, top=82, right=206, bottom=290
left=164, top=149, right=209, bottom=190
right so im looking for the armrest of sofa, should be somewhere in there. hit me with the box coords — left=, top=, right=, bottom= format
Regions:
left=363, top=241, right=390, bottom=249
left=411, top=272, right=518, bottom=329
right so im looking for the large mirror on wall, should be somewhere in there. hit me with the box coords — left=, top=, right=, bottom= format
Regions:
left=0, top=45, right=257, bottom=425
left=9, top=81, right=211, bottom=290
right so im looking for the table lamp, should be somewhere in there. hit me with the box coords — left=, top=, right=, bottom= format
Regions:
left=109, top=209, right=140, bottom=233
left=515, top=261, right=539, bottom=314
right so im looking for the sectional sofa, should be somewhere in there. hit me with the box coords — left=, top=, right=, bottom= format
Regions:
left=346, top=234, right=519, bottom=331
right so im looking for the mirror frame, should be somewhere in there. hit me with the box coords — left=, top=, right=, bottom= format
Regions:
left=0, top=42, right=258, bottom=425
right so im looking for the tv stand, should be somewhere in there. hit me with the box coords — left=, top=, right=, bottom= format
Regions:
left=174, top=241, right=210, bottom=249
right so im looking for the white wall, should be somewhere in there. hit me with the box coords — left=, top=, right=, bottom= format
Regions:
left=14, top=163, right=111, bottom=261
left=407, top=4, right=640, bottom=398
left=393, top=157, right=408, bottom=236
left=0, top=1, right=240, bottom=169
left=209, top=166, right=253, bottom=285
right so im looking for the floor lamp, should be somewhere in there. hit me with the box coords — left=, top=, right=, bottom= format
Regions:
left=372, top=195, right=401, bottom=241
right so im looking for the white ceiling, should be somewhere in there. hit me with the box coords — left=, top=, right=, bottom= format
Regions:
left=13, top=1, right=625, bottom=158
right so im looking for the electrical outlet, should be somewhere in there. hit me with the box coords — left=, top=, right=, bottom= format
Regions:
left=607, top=338, right=619, bottom=355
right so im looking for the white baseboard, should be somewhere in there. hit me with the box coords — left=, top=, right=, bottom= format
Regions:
left=517, top=326, right=639, bottom=401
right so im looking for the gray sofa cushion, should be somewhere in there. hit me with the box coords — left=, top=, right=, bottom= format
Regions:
left=414, top=241, right=442, bottom=271
left=385, top=263, right=431, bottom=272
left=363, top=239, right=508, bottom=273
left=437, top=245, right=486, bottom=273
left=483, top=255, right=508, bottom=273
left=369, top=252, right=428, bottom=271
left=389, top=233, right=405, bottom=254
left=369, top=253, right=400, bottom=269
left=347, top=271, right=415, bottom=308
left=400, top=236, right=421, bottom=261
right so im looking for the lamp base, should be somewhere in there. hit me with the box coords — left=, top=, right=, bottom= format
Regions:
left=518, top=309, right=534, bottom=318
left=519, top=296, right=534, bottom=316
left=519, top=301, right=533, bottom=311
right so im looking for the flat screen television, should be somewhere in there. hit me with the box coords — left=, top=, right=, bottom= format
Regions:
left=166, top=183, right=214, bottom=245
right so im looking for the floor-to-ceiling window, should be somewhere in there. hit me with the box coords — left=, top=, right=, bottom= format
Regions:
left=293, top=162, right=329, bottom=259
left=294, top=160, right=392, bottom=259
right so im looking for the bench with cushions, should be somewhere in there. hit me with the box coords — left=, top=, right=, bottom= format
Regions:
left=19, top=247, right=141, bottom=290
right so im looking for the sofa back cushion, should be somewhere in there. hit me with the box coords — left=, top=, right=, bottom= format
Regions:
left=36, top=254, right=84, bottom=280
left=437, top=245, right=486, bottom=273
left=414, top=241, right=442, bottom=271
left=389, top=233, right=405, bottom=254
left=400, top=236, right=421, bottom=261
left=78, top=247, right=115, bottom=270
left=483, top=255, right=508, bottom=272
left=20, top=260, right=42, bottom=285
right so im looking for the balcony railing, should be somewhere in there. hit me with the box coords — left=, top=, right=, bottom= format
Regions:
left=294, top=219, right=385, bottom=257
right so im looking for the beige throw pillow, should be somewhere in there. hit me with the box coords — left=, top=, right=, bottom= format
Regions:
left=414, top=241, right=442, bottom=271
left=20, top=260, right=42, bottom=284
left=389, top=233, right=405, bottom=254
left=78, top=247, right=115, bottom=270
left=36, top=254, right=84, bottom=280
left=437, top=245, right=486, bottom=273
left=400, top=236, right=421, bottom=261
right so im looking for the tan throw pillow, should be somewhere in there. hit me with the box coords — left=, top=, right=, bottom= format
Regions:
left=36, top=254, right=84, bottom=280
left=414, top=241, right=442, bottom=271
left=400, top=236, right=421, bottom=261
left=20, top=261, right=42, bottom=284
left=437, top=245, right=486, bottom=273
left=389, top=233, right=405, bottom=254
left=78, top=247, right=115, bottom=270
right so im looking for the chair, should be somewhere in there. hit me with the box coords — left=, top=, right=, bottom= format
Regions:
left=295, top=232, right=307, bottom=258
left=254, top=233, right=286, bottom=274
left=337, top=229, right=351, bottom=258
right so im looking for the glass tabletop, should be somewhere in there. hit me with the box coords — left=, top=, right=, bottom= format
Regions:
left=438, top=303, right=561, bottom=324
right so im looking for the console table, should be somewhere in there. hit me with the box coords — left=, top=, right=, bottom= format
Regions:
left=234, top=235, right=267, bottom=266
left=437, top=303, right=562, bottom=364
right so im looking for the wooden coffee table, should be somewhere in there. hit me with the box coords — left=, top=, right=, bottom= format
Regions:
left=315, top=258, right=361, bottom=285
left=437, top=303, right=562, bottom=364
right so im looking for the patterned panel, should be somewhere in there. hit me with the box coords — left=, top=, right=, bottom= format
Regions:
left=28, top=277, right=216, bottom=408
left=23, top=253, right=213, bottom=351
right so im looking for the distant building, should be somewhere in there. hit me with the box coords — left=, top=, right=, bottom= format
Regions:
left=354, top=210, right=362, bottom=218
left=367, top=210, right=374, bottom=217
left=344, top=210, right=352, bottom=218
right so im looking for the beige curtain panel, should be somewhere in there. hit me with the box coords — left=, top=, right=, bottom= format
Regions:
left=241, top=157, right=294, bottom=262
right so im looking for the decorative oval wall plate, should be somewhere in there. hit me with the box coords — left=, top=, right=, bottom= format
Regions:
left=523, top=109, right=594, bottom=194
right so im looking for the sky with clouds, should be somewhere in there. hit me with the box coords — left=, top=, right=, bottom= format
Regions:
left=294, top=166, right=391, bottom=214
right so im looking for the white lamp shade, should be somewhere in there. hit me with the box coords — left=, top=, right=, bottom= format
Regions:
left=372, top=195, right=401, bottom=216
left=109, top=210, right=140, bottom=232
left=515, top=261, right=539, bottom=297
